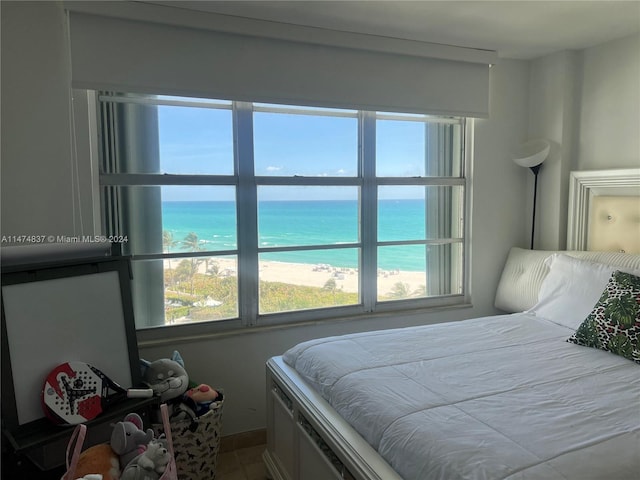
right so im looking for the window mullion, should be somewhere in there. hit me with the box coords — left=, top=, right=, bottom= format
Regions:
left=360, top=111, right=377, bottom=312
left=234, top=102, right=259, bottom=327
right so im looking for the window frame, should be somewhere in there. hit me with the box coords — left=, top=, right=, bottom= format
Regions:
left=95, top=92, right=473, bottom=335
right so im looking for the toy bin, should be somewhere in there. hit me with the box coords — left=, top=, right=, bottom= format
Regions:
left=154, top=396, right=224, bottom=480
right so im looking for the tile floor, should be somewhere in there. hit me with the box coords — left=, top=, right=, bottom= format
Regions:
left=217, top=443, right=269, bottom=480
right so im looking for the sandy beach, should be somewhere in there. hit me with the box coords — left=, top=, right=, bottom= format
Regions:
left=181, top=257, right=426, bottom=296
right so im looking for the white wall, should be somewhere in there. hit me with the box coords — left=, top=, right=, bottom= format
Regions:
left=0, top=1, right=545, bottom=435
left=577, top=34, right=640, bottom=170
left=526, top=51, right=579, bottom=250
left=526, top=33, right=640, bottom=250
left=1, top=2, right=101, bottom=239
left=1, top=2, right=76, bottom=238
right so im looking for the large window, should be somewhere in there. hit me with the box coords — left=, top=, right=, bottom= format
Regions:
left=98, top=93, right=469, bottom=330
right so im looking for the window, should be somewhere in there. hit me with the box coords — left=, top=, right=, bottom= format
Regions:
left=98, top=93, right=469, bottom=330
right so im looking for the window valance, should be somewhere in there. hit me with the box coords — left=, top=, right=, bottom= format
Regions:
left=66, top=2, right=496, bottom=117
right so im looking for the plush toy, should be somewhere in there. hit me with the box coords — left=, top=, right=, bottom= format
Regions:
left=172, top=384, right=222, bottom=421
left=140, top=351, right=189, bottom=402
left=186, top=384, right=220, bottom=405
left=120, top=439, right=171, bottom=480
left=73, top=444, right=119, bottom=480
left=110, top=413, right=155, bottom=469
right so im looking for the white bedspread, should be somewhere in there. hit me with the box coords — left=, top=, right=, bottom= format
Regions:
left=283, top=313, right=640, bottom=480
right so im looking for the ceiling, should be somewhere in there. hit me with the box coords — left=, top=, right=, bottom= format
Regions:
left=144, top=1, right=640, bottom=59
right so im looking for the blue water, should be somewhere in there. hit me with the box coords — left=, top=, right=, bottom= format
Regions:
left=163, top=200, right=427, bottom=271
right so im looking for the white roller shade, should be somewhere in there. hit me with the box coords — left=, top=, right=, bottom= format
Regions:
left=67, top=4, right=495, bottom=117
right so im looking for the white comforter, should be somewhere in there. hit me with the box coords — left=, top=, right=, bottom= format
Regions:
left=283, top=313, right=640, bottom=480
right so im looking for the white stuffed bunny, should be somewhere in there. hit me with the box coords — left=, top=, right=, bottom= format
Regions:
left=121, top=439, right=171, bottom=480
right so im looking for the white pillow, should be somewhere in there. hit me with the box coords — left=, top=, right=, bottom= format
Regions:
left=529, top=254, right=640, bottom=329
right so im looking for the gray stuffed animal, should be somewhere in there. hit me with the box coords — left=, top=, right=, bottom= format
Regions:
left=120, top=439, right=171, bottom=480
left=140, top=350, right=189, bottom=402
left=110, top=413, right=154, bottom=469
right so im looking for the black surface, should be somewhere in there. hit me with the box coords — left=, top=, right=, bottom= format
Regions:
left=2, top=396, right=159, bottom=476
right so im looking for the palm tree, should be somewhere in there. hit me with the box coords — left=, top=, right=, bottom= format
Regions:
left=207, top=261, right=220, bottom=276
left=175, top=259, right=197, bottom=285
left=182, top=232, right=204, bottom=294
left=389, top=282, right=411, bottom=299
left=163, top=230, right=178, bottom=286
left=182, top=232, right=202, bottom=252
left=323, top=278, right=338, bottom=303
left=163, top=230, right=177, bottom=252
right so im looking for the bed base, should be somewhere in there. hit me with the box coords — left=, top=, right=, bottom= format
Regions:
left=264, top=356, right=402, bottom=480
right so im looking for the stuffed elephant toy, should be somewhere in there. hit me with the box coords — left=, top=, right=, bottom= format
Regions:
left=110, top=413, right=154, bottom=469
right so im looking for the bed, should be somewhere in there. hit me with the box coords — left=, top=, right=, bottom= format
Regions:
left=263, top=169, right=640, bottom=480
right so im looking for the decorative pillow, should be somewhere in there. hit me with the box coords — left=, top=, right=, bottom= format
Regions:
left=567, top=270, right=640, bottom=364
left=529, top=254, right=640, bottom=330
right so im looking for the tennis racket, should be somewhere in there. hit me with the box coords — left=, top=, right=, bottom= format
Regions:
left=42, top=361, right=153, bottom=425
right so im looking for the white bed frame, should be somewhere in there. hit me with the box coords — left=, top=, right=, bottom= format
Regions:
left=263, top=169, right=640, bottom=480
left=264, top=356, right=402, bottom=480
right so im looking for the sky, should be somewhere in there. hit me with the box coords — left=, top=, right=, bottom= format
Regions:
left=156, top=102, right=433, bottom=202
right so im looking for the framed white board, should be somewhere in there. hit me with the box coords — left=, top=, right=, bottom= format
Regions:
left=1, top=256, right=140, bottom=430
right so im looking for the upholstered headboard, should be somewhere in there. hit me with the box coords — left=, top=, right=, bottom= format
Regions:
left=588, top=195, right=640, bottom=254
left=494, top=247, right=640, bottom=313
left=567, top=168, right=640, bottom=252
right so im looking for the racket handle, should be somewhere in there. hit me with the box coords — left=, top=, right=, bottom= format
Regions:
left=127, top=388, right=154, bottom=398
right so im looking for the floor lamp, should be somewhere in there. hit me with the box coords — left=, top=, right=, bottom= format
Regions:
left=513, top=139, right=550, bottom=250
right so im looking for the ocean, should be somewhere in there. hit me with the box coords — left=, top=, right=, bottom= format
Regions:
left=162, top=200, right=428, bottom=272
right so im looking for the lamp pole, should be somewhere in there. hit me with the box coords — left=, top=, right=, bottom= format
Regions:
left=529, top=164, right=542, bottom=250
left=512, top=139, right=550, bottom=251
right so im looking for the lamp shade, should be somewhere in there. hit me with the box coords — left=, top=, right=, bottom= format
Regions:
left=512, top=139, right=550, bottom=168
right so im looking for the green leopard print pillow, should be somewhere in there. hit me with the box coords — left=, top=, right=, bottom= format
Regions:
left=567, top=270, right=640, bottom=364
